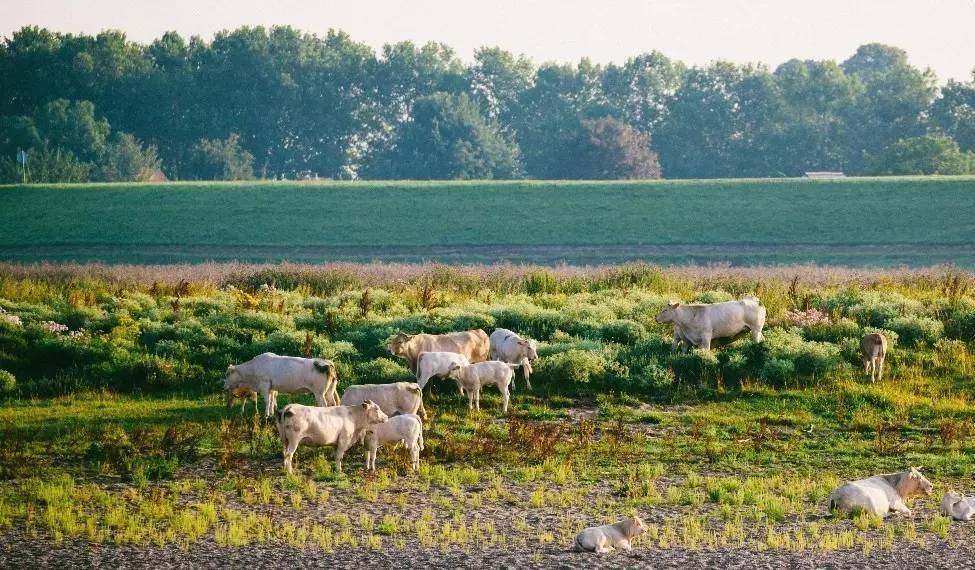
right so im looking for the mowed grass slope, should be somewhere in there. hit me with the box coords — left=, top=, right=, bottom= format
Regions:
left=1, top=177, right=974, bottom=265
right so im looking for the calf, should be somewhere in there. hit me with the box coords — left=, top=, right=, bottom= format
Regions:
left=276, top=400, right=388, bottom=474
left=341, top=382, right=428, bottom=420
left=364, top=413, right=424, bottom=471
left=416, top=351, right=471, bottom=394
left=941, top=491, right=975, bottom=521
left=226, top=352, right=339, bottom=417
left=446, top=361, right=516, bottom=414
left=828, top=467, right=933, bottom=517
left=489, top=328, right=538, bottom=389
left=860, top=332, right=888, bottom=383
left=575, top=516, right=647, bottom=553
left=225, top=385, right=266, bottom=413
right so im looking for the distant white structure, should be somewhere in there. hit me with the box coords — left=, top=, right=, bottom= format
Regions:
left=804, top=171, right=847, bottom=179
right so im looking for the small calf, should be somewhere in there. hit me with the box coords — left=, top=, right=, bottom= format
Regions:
left=860, top=332, right=888, bottom=383
left=941, top=491, right=975, bottom=521
left=226, top=385, right=261, bottom=413
left=575, top=516, right=647, bottom=553
left=446, top=361, right=516, bottom=414
left=364, top=413, right=424, bottom=471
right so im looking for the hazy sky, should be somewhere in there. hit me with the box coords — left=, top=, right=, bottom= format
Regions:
left=3, top=0, right=974, bottom=82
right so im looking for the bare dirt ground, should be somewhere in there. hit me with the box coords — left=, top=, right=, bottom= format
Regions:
left=1, top=531, right=972, bottom=570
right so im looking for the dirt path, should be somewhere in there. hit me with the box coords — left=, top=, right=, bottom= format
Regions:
left=1, top=532, right=969, bottom=569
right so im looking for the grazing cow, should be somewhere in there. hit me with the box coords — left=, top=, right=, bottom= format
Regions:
left=828, top=467, right=933, bottom=517
left=446, top=361, right=516, bottom=414
left=387, top=330, right=489, bottom=373
left=575, top=516, right=647, bottom=553
left=861, top=332, right=888, bottom=383
left=941, top=491, right=975, bottom=521
left=225, top=385, right=265, bottom=413
left=656, top=296, right=766, bottom=352
left=341, top=382, right=428, bottom=420
left=225, top=352, right=339, bottom=417
left=276, top=400, right=388, bottom=474
left=416, top=351, right=471, bottom=394
left=489, top=328, right=538, bottom=389
left=364, top=413, right=424, bottom=471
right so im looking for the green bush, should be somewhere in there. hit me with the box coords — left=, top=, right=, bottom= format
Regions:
left=693, top=290, right=735, bottom=304
left=670, top=349, right=720, bottom=385
left=803, top=318, right=861, bottom=343
left=887, top=316, right=943, bottom=347
left=533, top=349, right=611, bottom=385
left=352, top=358, right=413, bottom=385
left=946, top=310, right=975, bottom=342
left=0, top=369, right=15, bottom=393
left=760, top=358, right=795, bottom=388
left=601, top=319, right=648, bottom=345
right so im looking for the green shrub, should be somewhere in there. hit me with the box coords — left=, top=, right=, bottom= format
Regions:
left=352, top=358, right=413, bottom=385
left=887, top=316, right=943, bottom=347
left=0, top=369, right=14, bottom=393
left=803, top=318, right=861, bottom=343
left=601, top=319, right=648, bottom=345
left=533, top=349, right=611, bottom=385
left=760, top=358, right=795, bottom=387
left=670, top=349, right=720, bottom=385
left=693, top=290, right=734, bottom=304
left=946, top=310, right=975, bottom=341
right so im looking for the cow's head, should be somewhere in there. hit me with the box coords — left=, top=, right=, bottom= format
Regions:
left=626, top=515, right=648, bottom=538
left=446, top=363, right=463, bottom=380
left=360, top=400, right=389, bottom=425
left=519, top=338, right=539, bottom=362
left=908, top=466, right=933, bottom=496
left=656, top=302, right=681, bottom=324
left=224, top=364, right=241, bottom=390
left=387, top=333, right=413, bottom=357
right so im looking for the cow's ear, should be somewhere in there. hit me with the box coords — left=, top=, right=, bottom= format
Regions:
left=669, top=301, right=680, bottom=307
left=361, top=401, right=370, bottom=408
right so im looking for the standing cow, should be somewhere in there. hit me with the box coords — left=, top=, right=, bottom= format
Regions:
left=656, top=297, right=766, bottom=352
left=276, top=400, right=388, bottom=474
left=387, top=330, right=489, bottom=373
left=489, top=328, right=538, bottom=390
left=225, top=352, right=339, bottom=417
left=860, top=332, right=888, bottom=383
left=416, top=351, right=471, bottom=394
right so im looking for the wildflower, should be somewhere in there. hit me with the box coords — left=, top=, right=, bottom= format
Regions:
left=41, top=321, right=70, bottom=334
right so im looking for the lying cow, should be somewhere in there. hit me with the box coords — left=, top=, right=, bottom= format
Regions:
left=226, top=352, right=339, bottom=417
left=276, top=400, right=388, bottom=474
left=416, top=351, right=471, bottom=394
left=574, top=515, right=647, bottom=553
left=341, top=382, right=428, bottom=420
left=388, top=330, right=489, bottom=373
left=861, top=332, right=888, bottom=383
left=828, top=467, right=933, bottom=517
left=489, top=328, right=538, bottom=390
left=656, top=296, right=766, bottom=352
left=446, top=361, right=516, bottom=414
left=942, top=491, right=975, bottom=521
left=364, top=413, right=424, bottom=471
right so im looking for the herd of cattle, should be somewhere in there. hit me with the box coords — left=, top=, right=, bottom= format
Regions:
left=218, top=297, right=969, bottom=551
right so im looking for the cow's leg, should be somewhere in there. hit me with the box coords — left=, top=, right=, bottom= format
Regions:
left=890, top=501, right=911, bottom=515
left=282, top=438, right=299, bottom=474
left=699, top=334, right=712, bottom=351
left=500, top=385, right=510, bottom=414
left=467, top=390, right=475, bottom=411
left=334, top=439, right=349, bottom=473
left=671, top=332, right=682, bottom=353
left=410, top=443, right=420, bottom=470
left=314, top=390, right=326, bottom=407
left=417, top=397, right=429, bottom=420
left=524, top=364, right=533, bottom=391
left=260, top=383, right=274, bottom=418
left=877, top=356, right=885, bottom=382
left=475, top=388, right=481, bottom=411
left=751, top=325, right=764, bottom=343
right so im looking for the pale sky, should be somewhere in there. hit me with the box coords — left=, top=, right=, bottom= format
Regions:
left=3, top=0, right=974, bottom=82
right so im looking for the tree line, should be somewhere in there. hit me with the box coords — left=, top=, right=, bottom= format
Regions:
left=2, top=25, right=975, bottom=183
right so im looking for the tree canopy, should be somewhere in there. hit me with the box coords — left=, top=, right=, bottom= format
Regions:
left=1, top=25, right=973, bottom=182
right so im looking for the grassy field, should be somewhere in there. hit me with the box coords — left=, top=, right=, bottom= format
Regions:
left=2, top=177, right=975, bottom=266
left=1, top=263, right=975, bottom=562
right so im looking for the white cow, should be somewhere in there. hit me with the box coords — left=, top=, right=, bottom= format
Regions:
left=364, top=413, right=424, bottom=471
left=575, top=516, right=647, bottom=553
left=415, top=351, right=471, bottom=394
left=225, top=352, right=339, bottom=417
left=941, top=491, right=975, bottom=521
left=446, top=361, right=516, bottom=414
left=828, top=467, right=933, bottom=517
left=861, top=332, right=888, bottom=383
left=341, top=382, right=428, bottom=420
left=489, top=328, right=538, bottom=390
left=656, top=296, right=766, bottom=352
left=276, top=400, right=388, bottom=474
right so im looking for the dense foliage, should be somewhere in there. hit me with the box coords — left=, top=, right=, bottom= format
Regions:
left=1, top=264, right=971, bottom=399
left=2, top=26, right=974, bottom=181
